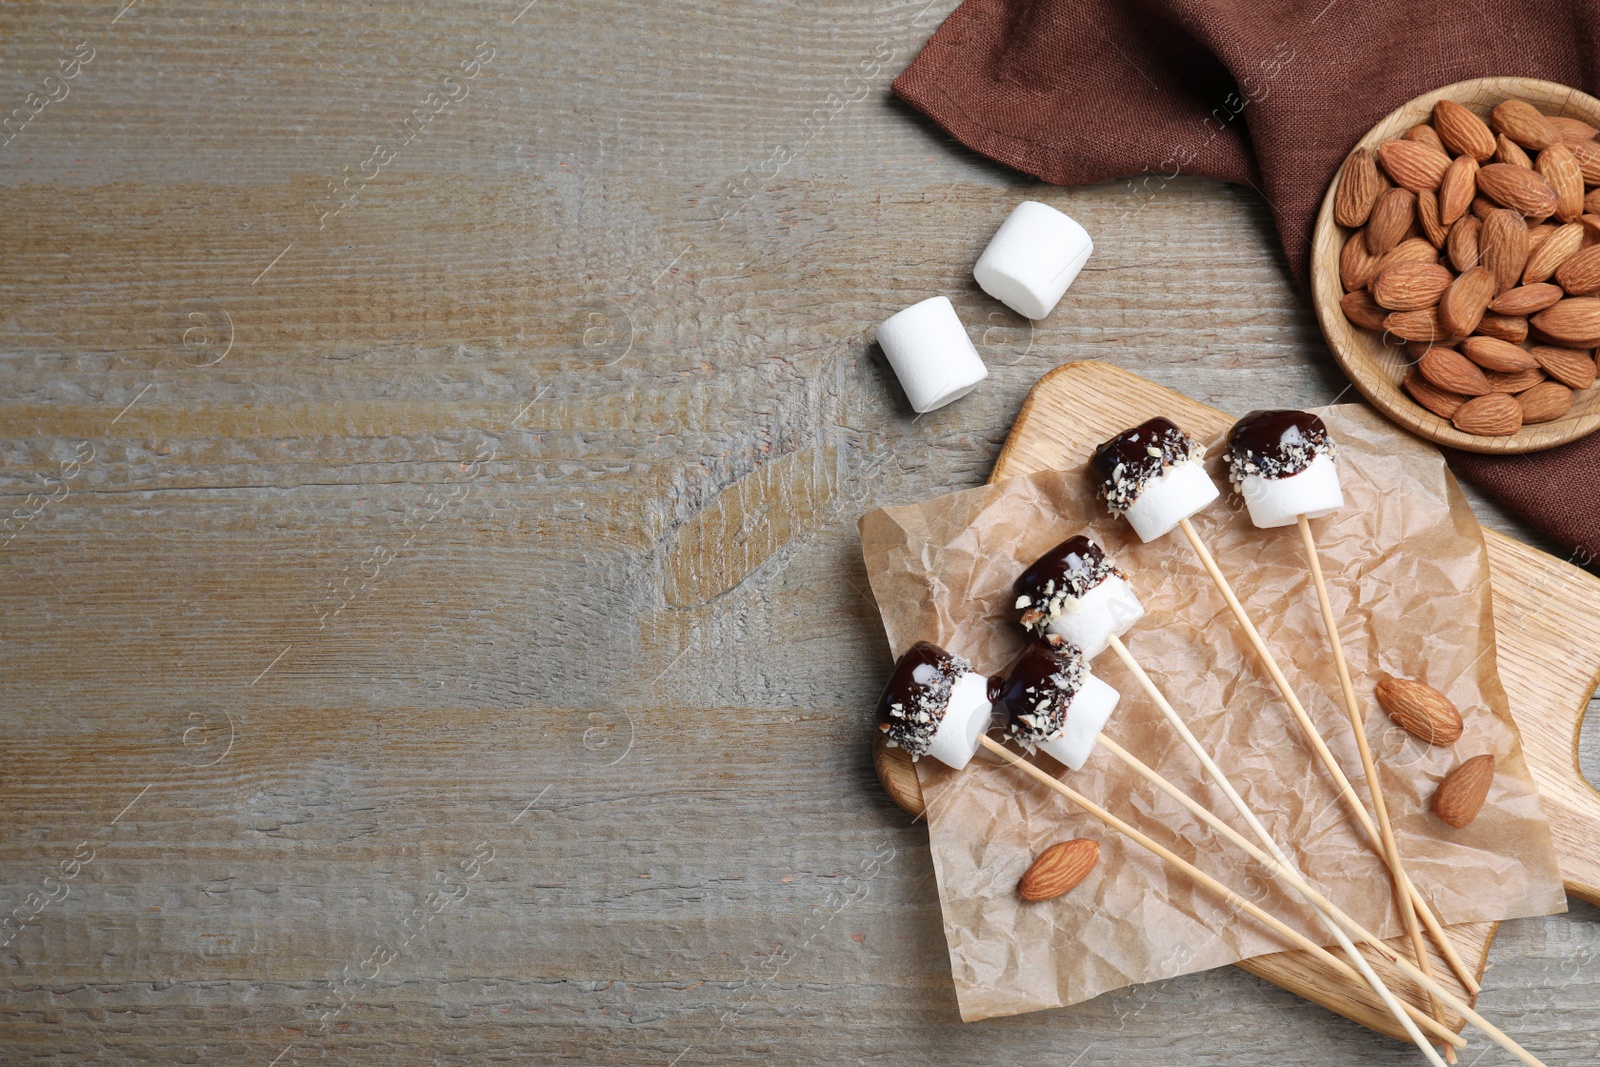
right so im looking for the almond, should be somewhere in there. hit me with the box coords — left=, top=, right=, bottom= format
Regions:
left=1532, top=297, right=1600, bottom=346
left=1548, top=115, right=1598, bottom=145
left=1491, top=282, right=1566, bottom=315
left=1378, top=138, right=1452, bottom=192
left=1476, top=312, right=1529, bottom=344
left=1419, top=346, right=1492, bottom=395
left=1416, top=189, right=1449, bottom=247
left=1477, top=162, right=1559, bottom=218
left=1374, top=236, right=1441, bottom=277
left=1434, top=99, right=1497, bottom=161
left=1334, top=148, right=1386, bottom=228
left=1472, top=193, right=1499, bottom=218
left=1569, top=139, right=1600, bottom=184
left=1341, top=288, right=1389, bottom=330
left=1496, top=133, right=1533, bottom=169
left=1341, top=233, right=1384, bottom=291
left=1432, top=755, right=1495, bottom=828
left=1520, top=221, right=1583, bottom=283
left=1383, top=307, right=1446, bottom=343
left=1492, top=99, right=1558, bottom=150
left=1366, top=187, right=1417, bottom=255
left=1438, top=266, right=1497, bottom=336
left=1481, top=208, right=1530, bottom=292
left=1518, top=380, right=1575, bottom=423
left=1404, top=366, right=1468, bottom=418
left=1452, top=391, right=1525, bottom=435
left=1437, top=154, right=1478, bottom=225
left=1462, top=335, right=1539, bottom=371
left=1527, top=221, right=1556, bottom=251
left=1484, top=367, right=1547, bottom=392
left=1376, top=678, right=1466, bottom=745
left=1586, top=189, right=1600, bottom=215
left=1583, top=213, right=1600, bottom=246
left=1537, top=144, right=1585, bottom=222
left=1531, top=345, right=1598, bottom=389
left=1555, top=244, right=1600, bottom=295
left=1374, top=261, right=1454, bottom=310
left=1448, top=215, right=1482, bottom=272
left=1017, top=838, right=1099, bottom=901
left=1407, top=123, right=1447, bottom=152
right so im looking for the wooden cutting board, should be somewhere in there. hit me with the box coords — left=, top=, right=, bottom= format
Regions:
left=872, top=360, right=1600, bottom=1041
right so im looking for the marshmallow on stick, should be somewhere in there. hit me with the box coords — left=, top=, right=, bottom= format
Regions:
left=1091, top=415, right=1479, bottom=995
left=1007, top=539, right=1450, bottom=1060
left=1228, top=408, right=1453, bottom=1041
left=875, top=641, right=994, bottom=770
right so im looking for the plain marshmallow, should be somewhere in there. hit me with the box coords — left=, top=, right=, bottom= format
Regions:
left=1124, top=460, right=1221, bottom=542
left=1043, top=574, right=1146, bottom=659
left=875, top=296, right=988, bottom=413
left=973, top=202, right=1094, bottom=320
left=924, top=671, right=993, bottom=771
left=1037, top=674, right=1121, bottom=771
left=1239, top=453, right=1344, bottom=529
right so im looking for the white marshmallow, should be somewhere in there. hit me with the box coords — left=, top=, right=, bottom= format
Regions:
left=1037, top=674, right=1120, bottom=771
left=924, top=671, right=993, bottom=771
left=1238, top=452, right=1344, bottom=529
left=1124, top=460, right=1220, bottom=542
left=874, top=296, right=988, bottom=413
left=1043, top=574, right=1146, bottom=659
left=972, top=201, right=1094, bottom=320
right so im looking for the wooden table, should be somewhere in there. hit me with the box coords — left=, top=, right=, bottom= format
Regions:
left=1, top=2, right=1595, bottom=1063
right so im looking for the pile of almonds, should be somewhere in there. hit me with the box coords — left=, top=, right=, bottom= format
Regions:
left=1336, top=97, right=1600, bottom=436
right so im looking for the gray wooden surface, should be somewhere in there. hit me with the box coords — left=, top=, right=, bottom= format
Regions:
left=1, top=1, right=1596, bottom=1064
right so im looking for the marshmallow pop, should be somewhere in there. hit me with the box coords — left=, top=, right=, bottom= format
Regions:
left=992, top=638, right=1120, bottom=771
left=875, top=641, right=994, bottom=770
left=1013, top=535, right=1146, bottom=658
left=1228, top=409, right=1461, bottom=1015
left=1090, top=416, right=1219, bottom=543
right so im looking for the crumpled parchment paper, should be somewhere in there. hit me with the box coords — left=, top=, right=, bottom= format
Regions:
left=860, top=405, right=1567, bottom=1022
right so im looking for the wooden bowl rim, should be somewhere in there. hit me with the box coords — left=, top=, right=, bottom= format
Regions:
left=1311, top=75, right=1600, bottom=454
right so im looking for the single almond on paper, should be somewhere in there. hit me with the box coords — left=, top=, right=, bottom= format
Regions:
left=1017, top=839, right=1099, bottom=901
left=1520, top=221, right=1583, bottom=284
left=1434, top=99, right=1497, bottom=160
left=1490, top=282, right=1565, bottom=315
left=1548, top=115, right=1599, bottom=145
left=1448, top=215, right=1482, bottom=272
left=1476, top=162, right=1559, bottom=219
left=1374, top=262, right=1454, bottom=310
left=1555, top=244, right=1600, bottom=295
left=1531, top=297, right=1600, bottom=346
left=1495, top=133, right=1533, bottom=169
left=1531, top=344, right=1598, bottom=389
left=1462, top=335, right=1539, bottom=372
left=1492, top=99, right=1558, bottom=150
left=1537, top=143, right=1585, bottom=222
left=1383, top=307, right=1446, bottom=343
left=1453, top=392, right=1524, bottom=435
left=1341, top=232, right=1384, bottom=290
left=1376, top=678, right=1466, bottom=745
left=1378, top=138, right=1452, bottom=192
left=1340, top=289, right=1389, bottom=330
left=1404, top=367, right=1468, bottom=418
left=1569, top=139, right=1600, bottom=184
left=1432, top=755, right=1496, bottom=828
left=1437, top=154, right=1479, bottom=225
left=1419, top=347, right=1493, bottom=395
left=1367, top=187, right=1418, bottom=256
left=1481, top=209, right=1530, bottom=292
left=1518, top=380, right=1575, bottom=423
left=1485, top=367, right=1547, bottom=393
left=1476, top=312, right=1529, bottom=344
left=1438, top=266, right=1496, bottom=336
left=1334, top=148, right=1386, bottom=227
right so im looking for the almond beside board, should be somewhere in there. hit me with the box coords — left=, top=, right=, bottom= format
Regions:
left=1432, top=754, right=1496, bottom=828
left=1017, top=838, right=1099, bottom=901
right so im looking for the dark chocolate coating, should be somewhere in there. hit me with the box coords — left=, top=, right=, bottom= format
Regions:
left=1089, top=417, right=1201, bottom=513
left=875, top=640, right=969, bottom=756
left=1225, top=409, right=1334, bottom=485
left=1013, top=535, right=1118, bottom=634
left=994, top=638, right=1088, bottom=748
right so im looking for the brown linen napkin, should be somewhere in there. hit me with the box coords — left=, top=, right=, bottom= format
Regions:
left=892, top=0, right=1600, bottom=563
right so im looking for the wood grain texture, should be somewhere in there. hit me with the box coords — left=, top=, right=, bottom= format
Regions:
left=1311, top=77, right=1600, bottom=453
left=1, top=2, right=1597, bottom=1064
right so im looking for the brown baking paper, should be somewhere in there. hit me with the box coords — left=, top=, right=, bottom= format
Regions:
left=860, top=405, right=1566, bottom=1022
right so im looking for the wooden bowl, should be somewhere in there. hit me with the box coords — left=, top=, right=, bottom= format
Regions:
left=1311, top=76, right=1600, bottom=453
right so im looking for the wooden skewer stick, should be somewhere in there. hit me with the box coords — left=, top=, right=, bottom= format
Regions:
left=1101, top=636, right=1453, bottom=1061
left=991, top=734, right=1544, bottom=1067
left=973, top=736, right=1464, bottom=1050
left=1176, top=515, right=1480, bottom=996
left=1087, top=731, right=1448, bottom=1065
left=1297, top=513, right=1453, bottom=1058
